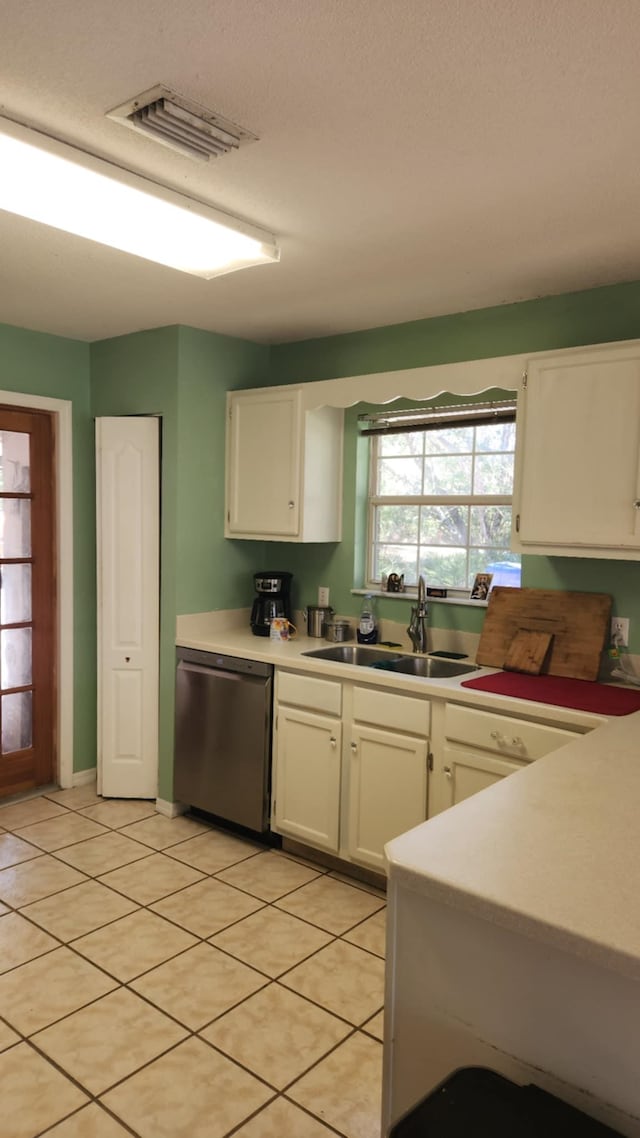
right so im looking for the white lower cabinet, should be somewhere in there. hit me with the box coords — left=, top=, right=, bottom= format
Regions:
left=428, top=701, right=584, bottom=816
left=438, top=744, right=525, bottom=810
left=273, top=706, right=342, bottom=852
left=272, top=671, right=343, bottom=853
left=347, top=724, right=427, bottom=872
left=272, top=669, right=595, bottom=869
left=271, top=670, right=430, bottom=872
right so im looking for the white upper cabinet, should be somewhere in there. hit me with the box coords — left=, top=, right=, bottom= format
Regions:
left=512, top=342, right=640, bottom=557
left=225, top=386, right=343, bottom=542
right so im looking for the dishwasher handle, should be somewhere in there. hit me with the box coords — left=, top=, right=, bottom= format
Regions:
left=177, top=660, right=247, bottom=683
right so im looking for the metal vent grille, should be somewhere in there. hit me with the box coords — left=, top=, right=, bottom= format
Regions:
left=107, top=85, right=258, bottom=162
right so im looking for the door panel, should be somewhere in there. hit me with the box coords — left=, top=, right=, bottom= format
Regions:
left=0, top=408, right=55, bottom=798
left=96, top=417, right=159, bottom=799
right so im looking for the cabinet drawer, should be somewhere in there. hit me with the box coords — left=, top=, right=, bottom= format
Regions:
left=277, top=670, right=342, bottom=715
left=353, top=685, right=430, bottom=736
left=444, top=702, right=577, bottom=761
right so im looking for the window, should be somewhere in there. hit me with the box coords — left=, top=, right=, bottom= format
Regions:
left=365, top=404, right=521, bottom=592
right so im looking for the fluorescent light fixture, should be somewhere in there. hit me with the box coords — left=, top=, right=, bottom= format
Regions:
left=0, top=116, right=279, bottom=278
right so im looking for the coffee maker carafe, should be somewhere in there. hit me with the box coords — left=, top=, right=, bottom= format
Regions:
left=250, top=571, right=293, bottom=637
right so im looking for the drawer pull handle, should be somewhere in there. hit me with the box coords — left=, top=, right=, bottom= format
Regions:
left=490, top=730, right=525, bottom=752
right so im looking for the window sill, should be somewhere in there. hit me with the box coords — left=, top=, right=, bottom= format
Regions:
left=351, top=588, right=489, bottom=609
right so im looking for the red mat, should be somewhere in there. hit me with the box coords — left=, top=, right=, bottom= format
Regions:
left=461, top=672, right=640, bottom=716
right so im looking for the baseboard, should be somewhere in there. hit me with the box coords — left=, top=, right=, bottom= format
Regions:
left=155, top=798, right=188, bottom=818
left=72, top=767, right=97, bottom=787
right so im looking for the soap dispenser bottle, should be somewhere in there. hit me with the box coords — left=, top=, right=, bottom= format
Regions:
left=357, top=594, right=378, bottom=644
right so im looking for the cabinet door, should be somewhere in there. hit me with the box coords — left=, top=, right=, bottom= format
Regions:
left=438, top=744, right=524, bottom=812
left=226, top=389, right=301, bottom=537
left=347, top=725, right=428, bottom=873
left=272, top=707, right=341, bottom=852
left=515, top=345, right=640, bottom=550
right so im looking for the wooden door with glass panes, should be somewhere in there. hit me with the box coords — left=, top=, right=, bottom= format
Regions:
left=0, top=408, right=55, bottom=798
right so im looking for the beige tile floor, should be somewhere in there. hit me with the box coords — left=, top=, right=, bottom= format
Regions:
left=0, top=784, right=386, bottom=1138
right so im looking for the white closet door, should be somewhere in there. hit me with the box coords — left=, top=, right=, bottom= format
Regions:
left=96, top=417, right=159, bottom=798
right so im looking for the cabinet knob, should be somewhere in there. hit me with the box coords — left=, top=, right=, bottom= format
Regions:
left=330, top=736, right=337, bottom=748
left=443, top=765, right=452, bottom=779
left=634, top=501, right=640, bottom=510
left=288, top=500, right=295, bottom=509
left=350, top=741, right=357, bottom=752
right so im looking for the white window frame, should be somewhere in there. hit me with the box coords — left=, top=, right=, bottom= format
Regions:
left=365, top=410, right=518, bottom=596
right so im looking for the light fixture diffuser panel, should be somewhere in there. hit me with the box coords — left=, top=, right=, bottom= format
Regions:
left=0, top=116, right=279, bottom=278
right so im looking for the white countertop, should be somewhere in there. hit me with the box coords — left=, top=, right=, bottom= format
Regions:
left=386, top=709, right=640, bottom=980
left=175, top=611, right=605, bottom=731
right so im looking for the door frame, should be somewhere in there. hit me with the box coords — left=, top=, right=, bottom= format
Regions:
left=0, top=390, right=73, bottom=788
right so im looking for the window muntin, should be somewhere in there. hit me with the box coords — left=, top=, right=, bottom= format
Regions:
left=368, top=420, right=521, bottom=591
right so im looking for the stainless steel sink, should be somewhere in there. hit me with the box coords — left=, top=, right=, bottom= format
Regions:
left=301, top=645, right=479, bottom=678
left=382, top=657, right=479, bottom=679
left=302, top=645, right=404, bottom=665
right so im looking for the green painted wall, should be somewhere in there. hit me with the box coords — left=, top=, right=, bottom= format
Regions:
left=266, top=281, right=640, bottom=648
left=270, top=279, right=640, bottom=382
left=175, top=326, right=270, bottom=614
left=0, top=322, right=95, bottom=772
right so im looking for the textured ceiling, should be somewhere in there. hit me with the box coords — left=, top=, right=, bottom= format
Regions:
left=1, top=0, right=640, bottom=344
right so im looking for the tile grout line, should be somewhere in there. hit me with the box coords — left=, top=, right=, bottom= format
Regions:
left=0, top=792, right=386, bottom=1138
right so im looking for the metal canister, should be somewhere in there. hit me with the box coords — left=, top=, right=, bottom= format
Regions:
left=324, top=618, right=351, bottom=642
left=306, top=605, right=334, bottom=637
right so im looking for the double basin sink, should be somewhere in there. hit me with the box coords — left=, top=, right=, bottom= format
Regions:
left=302, top=644, right=479, bottom=679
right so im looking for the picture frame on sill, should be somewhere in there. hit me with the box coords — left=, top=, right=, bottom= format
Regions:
left=470, top=572, right=493, bottom=601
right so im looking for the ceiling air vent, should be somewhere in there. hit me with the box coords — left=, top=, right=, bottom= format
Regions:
left=107, top=85, right=258, bottom=162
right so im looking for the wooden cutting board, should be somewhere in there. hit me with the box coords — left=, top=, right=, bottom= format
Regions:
left=476, top=587, right=612, bottom=681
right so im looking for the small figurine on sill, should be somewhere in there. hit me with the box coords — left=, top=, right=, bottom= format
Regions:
left=386, top=573, right=405, bottom=593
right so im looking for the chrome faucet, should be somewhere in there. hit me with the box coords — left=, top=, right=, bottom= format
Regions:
left=407, top=575, right=428, bottom=653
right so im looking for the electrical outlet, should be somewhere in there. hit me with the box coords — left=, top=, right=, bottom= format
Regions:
left=611, top=617, right=630, bottom=647
left=318, top=586, right=330, bottom=606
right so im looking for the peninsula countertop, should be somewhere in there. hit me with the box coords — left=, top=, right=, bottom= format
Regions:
left=386, top=707, right=640, bottom=981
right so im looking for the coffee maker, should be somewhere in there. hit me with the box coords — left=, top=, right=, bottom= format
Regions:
left=250, top=571, right=293, bottom=637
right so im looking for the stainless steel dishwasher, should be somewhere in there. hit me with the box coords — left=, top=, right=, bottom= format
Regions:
left=174, top=647, right=273, bottom=833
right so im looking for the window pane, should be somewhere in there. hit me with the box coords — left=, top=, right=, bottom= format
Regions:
left=379, top=434, right=424, bottom=457
left=424, top=426, right=473, bottom=455
left=473, top=452, right=514, bottom=494
left=420, top=505, right=468, bottom=546
left=0, top=432, right=30, bottom=491
left=2, top=691, right=32, bottom=753
left=372, top=544, right=418, bottom=584
left=0, top=500, right=31, bottom=558
left=482, top=557, right=522, bottom=588
left=475, top=422, right=515, bottom=453
left=469, top=505, right=512, bottom=547
left=424, top=455, right=472, bottom=495
left=469, top=549, right=522, bottom=588
left=0, top=564, right=32, bottom=625
left=1, top=628, right=32, bottom=689
left=378, top=456, right=423, bottom=495
left=375, top=505, right=419, bottom=543
left=419, top=547, right=468, bottom=588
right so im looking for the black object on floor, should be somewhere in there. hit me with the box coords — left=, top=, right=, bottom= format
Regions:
left=388, top=1067, right=623, bottom=1137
